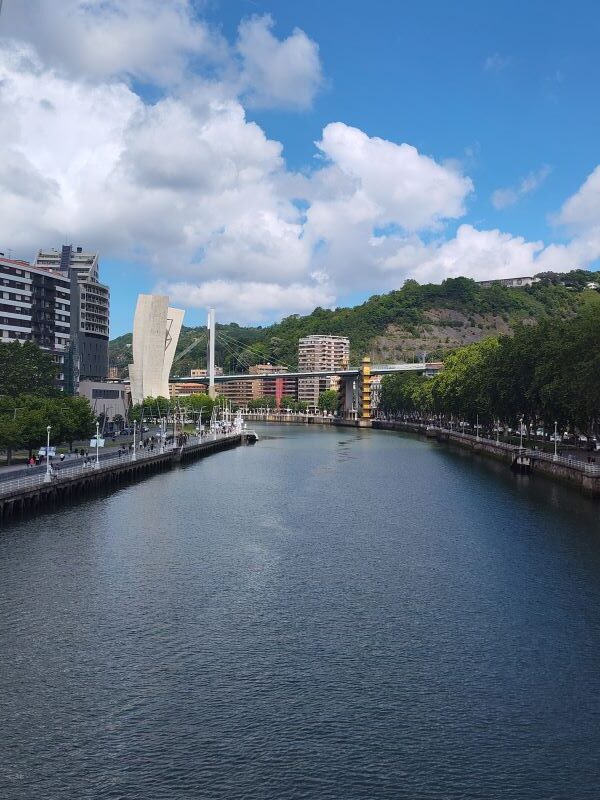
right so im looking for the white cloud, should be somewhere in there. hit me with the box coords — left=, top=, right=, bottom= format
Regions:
left=1, top=2, right=324, bottom=109
left=1, top=0, right=223, bottom=86
left=237, top=14, right=323, bottom=110
left=412, top=224, right=544, bottom=282
left=157, top=279, right=335, bottom=323
left=315, top=123, right=473, bottom=231
left=484, top=53, right=511, bottom=72
left=491, top=165, right=551, bottom=209
left=554, top=165, right=600, bottom=232
left=1, top=5, right=599, bottom=324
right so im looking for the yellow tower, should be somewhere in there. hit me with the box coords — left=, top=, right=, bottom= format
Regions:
left=359, top=356, right=372, bottom=421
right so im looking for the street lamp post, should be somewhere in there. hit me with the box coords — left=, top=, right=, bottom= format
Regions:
left=43, top=425, right=52, bottom=483
left=519, top=416, right=524, bottom=450
left=554, top=420, right=558, bottom=461
left=132, top=420, right=137, bottom=461
left=476, top=413, right=480, bottom=441
left=496, top=420, right=500, bottom=444
left=94, top=420, right=100, bottom=469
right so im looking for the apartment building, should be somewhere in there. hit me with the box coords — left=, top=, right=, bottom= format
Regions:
left=250, top=363, right=297, bottom=404
left=35, top=245, right=110, bottom=390
left=0, top=255, right=72, bottom=387
left=297, top=335, right=350, bottom=407
left=215, top=379, right=255, bottom=406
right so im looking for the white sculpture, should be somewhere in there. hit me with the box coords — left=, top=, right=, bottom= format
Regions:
left=128, top=294, right=184, bottom=405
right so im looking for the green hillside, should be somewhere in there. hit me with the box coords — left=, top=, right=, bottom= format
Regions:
left=109, top=271, right=600, bottom=377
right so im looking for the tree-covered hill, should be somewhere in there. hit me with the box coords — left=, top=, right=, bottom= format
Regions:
left=109, top=271, right=600, bottom=377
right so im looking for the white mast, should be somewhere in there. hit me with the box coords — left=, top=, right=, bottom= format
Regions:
left=208, top=308, right=216, bottom=399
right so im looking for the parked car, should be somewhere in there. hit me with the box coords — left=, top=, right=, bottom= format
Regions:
left=120, top=428, right=133, bottom=436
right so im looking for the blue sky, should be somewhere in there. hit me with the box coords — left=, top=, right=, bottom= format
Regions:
left=213, top=0, right=598, bottom=239
left=1, top=0, right=599, bottom=335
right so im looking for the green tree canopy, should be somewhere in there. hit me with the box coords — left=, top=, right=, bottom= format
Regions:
left=0, top=340, right=58, bottom=397
left=318, top=389, right=340, bottom=414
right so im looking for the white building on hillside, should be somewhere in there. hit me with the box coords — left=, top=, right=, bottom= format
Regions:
left=128, top=294, right=184, bottom=405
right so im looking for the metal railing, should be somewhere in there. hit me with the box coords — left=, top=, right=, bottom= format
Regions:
left=0, top=430, right=241, bottom=498
left=436, top=426, right=600, bottom=476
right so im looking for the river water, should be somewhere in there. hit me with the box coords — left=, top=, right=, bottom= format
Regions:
left=1, top=424, right=600, bottom=799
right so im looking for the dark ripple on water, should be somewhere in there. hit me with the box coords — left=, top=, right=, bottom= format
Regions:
left=1, top=424, right=600, bottom=799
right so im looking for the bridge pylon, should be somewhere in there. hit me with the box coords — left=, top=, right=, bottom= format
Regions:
left=359, top=356, right=372, bottom=425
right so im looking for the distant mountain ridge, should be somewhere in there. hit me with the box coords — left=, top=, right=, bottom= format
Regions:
left=109, top=271, right=600, bottom=378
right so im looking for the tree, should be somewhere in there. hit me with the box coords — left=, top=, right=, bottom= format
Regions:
left=247, top=396, right=276, bottom=410
left=0, top=416, right=23, bottom=465
left=318, top=389, right=339, bottom=414
left=112, top=414, right=125, bottom=430
left=60, top=396, right=96, bottom=448
left=0, top=340, right=58, bottom=397
left=181, top=393, right=215, bottom=417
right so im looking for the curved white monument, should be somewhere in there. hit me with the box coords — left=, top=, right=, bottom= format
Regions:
left=128, top=294, right=184, bottom=405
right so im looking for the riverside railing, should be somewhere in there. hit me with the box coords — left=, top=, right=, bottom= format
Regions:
left=0, top=430, right=240, bottom=498
left=436, top=426, right=600, bottom=476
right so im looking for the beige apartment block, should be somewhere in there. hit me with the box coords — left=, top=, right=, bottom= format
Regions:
left=249, top=363, right=297, bottom=400
left=297, top=335, right=350, bottom=407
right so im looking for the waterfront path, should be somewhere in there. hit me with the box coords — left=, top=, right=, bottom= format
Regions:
left=0, top=431, right=244, bottom=517
left=374, top=420, right=600, bottom=495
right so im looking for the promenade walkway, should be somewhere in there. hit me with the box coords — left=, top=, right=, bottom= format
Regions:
left=0, top=431, right=238, bottom=500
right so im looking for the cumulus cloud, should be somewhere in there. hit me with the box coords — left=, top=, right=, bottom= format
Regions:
left=0, top=0, right=223, bottom=86
left=491, top=165, right=552, bottom=209
left=237, top=14, right=323, bottom=110
left=1, top=4, right=599, bottom=323
left=157, top=279, right=335, bottom=323
left=554, top=165, right=600, bottom=232
left=315, top=123, right=473, bottom=230
left=0, top=1, right=323, bottom=109
left=413, top=225, right=544, bottom=282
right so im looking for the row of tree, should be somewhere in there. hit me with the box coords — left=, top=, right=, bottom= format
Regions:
left=0, top=395, right=96, bottom=464
left=380, top=295, right=600, bottom=434
left=0, top=342, right=98, bottom=463
left=129, top=392, right=333, bottom=419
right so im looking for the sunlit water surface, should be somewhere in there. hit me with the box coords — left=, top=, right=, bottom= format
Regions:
left=1, top=425, right=600, bottom=799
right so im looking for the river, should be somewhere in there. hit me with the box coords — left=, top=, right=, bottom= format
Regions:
left=1, top=424, right=600, bottom=799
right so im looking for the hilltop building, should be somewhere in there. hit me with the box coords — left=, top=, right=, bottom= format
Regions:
left=478, top=276, right=540, bottom=289
left=297, top=335, right=350, bottom=407
left=128, top=294, right=184, bottom=404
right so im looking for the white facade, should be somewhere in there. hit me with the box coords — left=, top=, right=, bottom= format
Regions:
left=128, top=294, right=184, bottom=404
